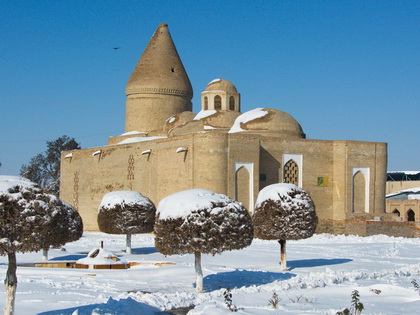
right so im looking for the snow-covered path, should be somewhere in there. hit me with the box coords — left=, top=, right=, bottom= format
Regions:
left=0, top=232, right=419, bottom=314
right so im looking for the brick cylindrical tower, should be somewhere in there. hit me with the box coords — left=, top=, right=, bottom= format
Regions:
left=125, top=23, right=193, bottom=133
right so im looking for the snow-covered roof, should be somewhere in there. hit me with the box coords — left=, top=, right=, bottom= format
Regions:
left=194, top=110, right=217, bottom=120
left=228, top=108, right=269, bottom=133
left=0, top=175, right=36, bottom=194
left=119, top=131, right=148, bottom=136
left=386, top=187, right=420, bottom=198
left=157, top=189, right=233, bottom=220
left=117, top=136, right=167, bottom=145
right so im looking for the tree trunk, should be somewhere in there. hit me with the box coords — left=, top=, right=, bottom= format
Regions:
left=4, top=251, right=17, bottom=315
left=194, top=251, right=203, bottom=293
left=279, top=239, right=287, bottom=271
left=42, top=248, right=48, bottom=261
left=126, top=233, right=132, bottom=255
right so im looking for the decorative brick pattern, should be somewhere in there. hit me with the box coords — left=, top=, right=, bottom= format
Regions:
left=73, top=171, right=79, bottom=210
left=127, top=154, right=135, bottom=180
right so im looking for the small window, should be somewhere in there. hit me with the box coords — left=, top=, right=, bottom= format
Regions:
left=229, top=96, right=235, bottom=111
left=204, top=96, right=208, bottom=110
left=214, top=95, right=222, bottom=110
left=259, top=174, right=267, bottom=182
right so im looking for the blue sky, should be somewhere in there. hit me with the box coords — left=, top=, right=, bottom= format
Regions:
left=0, top=0, right=419, bottom=175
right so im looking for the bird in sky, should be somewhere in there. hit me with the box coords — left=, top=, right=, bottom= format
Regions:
left=113, top=47, right=121, bottom=50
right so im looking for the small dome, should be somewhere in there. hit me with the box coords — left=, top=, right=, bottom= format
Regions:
left=205, top=79, right=237, bottom=93
left=194, top=110, right=241, bottom=129
left=163, top=111, right=196, bottom=131
left=229, top=108, right=305, bottom=139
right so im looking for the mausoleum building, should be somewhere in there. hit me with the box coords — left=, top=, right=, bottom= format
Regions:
left=60, top=23, right=389, bottom=234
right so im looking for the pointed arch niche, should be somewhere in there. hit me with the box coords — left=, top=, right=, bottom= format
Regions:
left=352, top=167, right=370, bottom=213
left=282, top=154, right=303, bottom=187
left=234, top=162, right=254, bottom=214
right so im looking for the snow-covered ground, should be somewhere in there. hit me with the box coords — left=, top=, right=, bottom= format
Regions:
left=0, top=232, right=419, bottom=314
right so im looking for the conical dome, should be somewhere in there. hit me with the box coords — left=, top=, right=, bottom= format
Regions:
left=125, top=24, right=193, bottom=133
left=126, top=23, right=193, bottom=98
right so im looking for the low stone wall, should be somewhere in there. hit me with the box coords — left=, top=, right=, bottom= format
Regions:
left=344, top=220, right=420, bottom=238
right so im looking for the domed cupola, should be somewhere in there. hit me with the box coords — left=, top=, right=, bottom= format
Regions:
left=201, top=79, right=240, bottom=112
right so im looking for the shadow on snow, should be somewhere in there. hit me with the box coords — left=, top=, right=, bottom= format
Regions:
left=288, top=258, right=352, bottom=270
left=49, top=254, right=86, bottom=261
left=37, top=297, right=169, bottom=315
left=203, top=269, right=296, bottom=291
left=130, top=247, right=158, bottom=255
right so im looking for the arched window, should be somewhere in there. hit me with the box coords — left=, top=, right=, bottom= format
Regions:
left=283, top=159, right=299, bottom=186
left=229, top=96, right=235, bottom=111
left=352, top=171, right=366, bottom=213
left=214, top=95, right=222, bottom=110
left=407, top=209, right=415, bottom=222
left=392, top=209, right=400, bottom=217
left=204, top=96, right=208, bottom=110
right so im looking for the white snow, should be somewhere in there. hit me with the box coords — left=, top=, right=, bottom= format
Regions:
left=119, top=131, right=148, bottom=136
left=176, top=147, right=188, bottom=153
left=256, top=183, right=307, bottom=207
left=386, top=186, right=420, bottom=198
left=209, top=78, right=221, bottom=84
left=0, top=232, right=419, bottom=314
left=99, top=191, right=151, bottom=211
left=194, top=110, right=217, bottom=120
left=157, top=189, right=232, bottom=220
left=229, top=108, right=269, bottom=133
left=76, top=248, right=125, bottom=266
left=0, top=175, right=35, bottom=193
left=117, top=136, right=167, bottom=145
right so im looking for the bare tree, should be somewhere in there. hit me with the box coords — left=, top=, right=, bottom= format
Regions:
left=0, top=176, right=83, bottom=315
left=20, top=135, right=80, bottom=196
left=154, top=189, right=253, bottom=293
left=98, top=191, right=156, bottom=254
left=253, top=183, right=317, bottom=271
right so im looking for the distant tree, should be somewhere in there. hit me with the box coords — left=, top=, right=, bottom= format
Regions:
left=20, top=135, right=80, bottom=196
left=253, top=183, right=317, bottom=271
left=154, top=189, right=254, bottom=293
left=97, top=191, right=156, bottom=254
left=0, top=176, right=83, bottom=315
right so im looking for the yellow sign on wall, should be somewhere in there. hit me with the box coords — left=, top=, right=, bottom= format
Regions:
left=317, top=177, right=328, bottom=187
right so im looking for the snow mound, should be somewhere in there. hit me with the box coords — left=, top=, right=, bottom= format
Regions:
left=228, top=108, right=269, bottom=133
left=76, top=248, right=126, bottom=266
left=99, top=191, right=152, bottom=211
left=157, top=189, right=234, bottom=220
left=0, top=175, right=36, bottom=193
left=256, top=183, right=306, bottom=207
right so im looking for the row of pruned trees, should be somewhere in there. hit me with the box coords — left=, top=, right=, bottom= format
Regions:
left=97, top=183, right=317, bottom=293
left=0, top=176, right=83, bottom=315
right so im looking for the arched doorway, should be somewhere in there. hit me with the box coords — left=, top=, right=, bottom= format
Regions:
left=392, top=209, right=400, bottom=217
left=407, top=209, right=415, bottom=221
